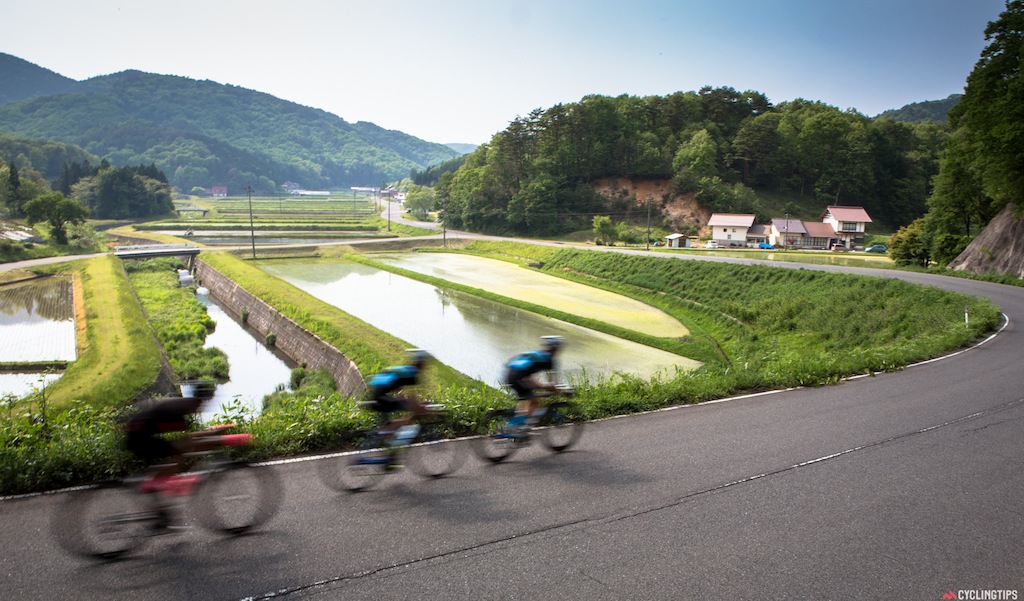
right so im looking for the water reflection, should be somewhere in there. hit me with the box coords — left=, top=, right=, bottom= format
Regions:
left=195, top=292, right=294, bottom=422
left=0, top=372, right=62, bottom=401
left=260, top=261, right=699, bottom=387
left=0, top=278, right=76, bottom=363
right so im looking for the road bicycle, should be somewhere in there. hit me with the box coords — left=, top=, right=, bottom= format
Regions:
left=472, top=387, right=584, bottom=463
left=318, top=402, right=464, bottom=492
left=53, top=429, right=282, bottom=560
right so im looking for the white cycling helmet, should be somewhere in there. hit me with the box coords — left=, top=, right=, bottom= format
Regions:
left=540, top=335, right=564, bottom=351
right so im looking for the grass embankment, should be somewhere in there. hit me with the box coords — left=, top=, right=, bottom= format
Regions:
left=40, top=255, right=163, bottom=409
left=461, top=241, right=1001, bottom=380
left=124, top=257, right=228, bottom=381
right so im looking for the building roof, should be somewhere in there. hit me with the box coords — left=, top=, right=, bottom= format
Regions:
left=708, top=213, right=756, bottom=228
left=748, top=224, right=770, bottom=236
left=803, top=222, right=837, bottom=238
left=823, top=206, right=872, bottom=223
left=665, top=233, right=685, bottom=240
left=771, top=218, right=807, bottom=235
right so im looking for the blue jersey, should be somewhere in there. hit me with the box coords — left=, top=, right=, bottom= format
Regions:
left=504, top=350, right=554, bottom=377
left=368, top=364, right=419, bottom=396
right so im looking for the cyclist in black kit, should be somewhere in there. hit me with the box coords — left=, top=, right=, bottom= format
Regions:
left=123, top=394, right=228, bottom=528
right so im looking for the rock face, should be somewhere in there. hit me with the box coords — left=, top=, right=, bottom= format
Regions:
left=948, top=203, right=1024, bottom=278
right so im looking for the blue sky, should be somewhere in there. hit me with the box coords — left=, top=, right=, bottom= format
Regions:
left=3, top=0, right=1007, bottom=145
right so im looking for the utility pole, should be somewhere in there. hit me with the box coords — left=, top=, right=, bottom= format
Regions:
left=646, top=194, right=652, bottom=251
left=246, top=184, right=256, bottom=259
left=784, top=212, right=789, bottom=250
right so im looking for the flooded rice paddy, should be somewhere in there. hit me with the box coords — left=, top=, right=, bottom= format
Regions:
left=374, top=253, right=689, bottom=338
left=0, top=277, right=75, bottom=399
left=260, top=255, right=700, bottom=387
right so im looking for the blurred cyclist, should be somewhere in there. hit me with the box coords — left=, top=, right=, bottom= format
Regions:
left=366, top=349, right=433, bottom=452
left=123, top=393, right=228, bottom=528
left=503, top=335, right=565, bottom=429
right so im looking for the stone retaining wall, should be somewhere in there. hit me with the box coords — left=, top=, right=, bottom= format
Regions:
left=194, top=260, right=367, bottom=397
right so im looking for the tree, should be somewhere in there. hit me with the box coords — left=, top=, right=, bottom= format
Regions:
left=24, top=192, right=89, bottom=245
left=948, top=0, right=1024, bottom=206
left=73, top=166, right=173, bottom=219
left=404, top=185, right=435, bottom=220
left=888, top=218, right=931, bottom=267
left=592, top=215, right=616, bottom=244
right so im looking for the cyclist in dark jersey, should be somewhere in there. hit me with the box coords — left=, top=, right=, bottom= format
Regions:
left=503, top=336, right=565, bottom=428
left=123, top=395, right=228, bottom=497
left=366, top=349, right=432, bottom=445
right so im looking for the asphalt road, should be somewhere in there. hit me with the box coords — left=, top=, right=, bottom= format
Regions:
left=2, top=240, right=1022, bottom=600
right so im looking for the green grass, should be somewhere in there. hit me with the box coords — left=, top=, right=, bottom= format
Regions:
left=124, top=257, right=229, bottom=381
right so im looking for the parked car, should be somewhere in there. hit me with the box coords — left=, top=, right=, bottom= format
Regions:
left=865, top=244, right=888, bottom=253
left=706, top=240, right=718, bottom=249
left=758, top=242, right=774, bottom=249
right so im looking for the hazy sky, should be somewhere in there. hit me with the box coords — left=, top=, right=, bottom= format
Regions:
left=3, top=0, right=1007, bottom=145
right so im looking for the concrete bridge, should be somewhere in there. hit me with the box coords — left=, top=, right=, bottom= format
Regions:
left=113, top=244, right=201, bottom=268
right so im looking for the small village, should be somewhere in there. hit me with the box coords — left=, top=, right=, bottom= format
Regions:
left=666, top=205, right=873, bottom=251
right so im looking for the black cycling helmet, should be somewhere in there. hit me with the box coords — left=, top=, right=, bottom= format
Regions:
left=540, top=336, right=564, bottom=351
left=406, top=348, right=433, bottom=367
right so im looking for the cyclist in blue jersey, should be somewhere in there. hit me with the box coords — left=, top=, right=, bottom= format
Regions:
left=503, top=336, right=565, bottom=429
left=366, top=349, right=433, bottom=450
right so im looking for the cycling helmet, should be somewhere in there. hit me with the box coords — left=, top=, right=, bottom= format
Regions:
left=406, top=348, right=433, bottom=366
left=540, top=336, right=564, bottom=351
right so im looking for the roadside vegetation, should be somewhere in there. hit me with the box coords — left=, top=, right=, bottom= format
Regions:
left=123, top=257, right=228, bottom=382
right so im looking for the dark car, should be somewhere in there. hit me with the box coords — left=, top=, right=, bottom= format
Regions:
left=865, top=244, right=888, bottom=253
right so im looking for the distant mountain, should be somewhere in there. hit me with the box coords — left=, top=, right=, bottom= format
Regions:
left=0, top=53, right=460, bottom=194
left=0, top=54, right=77, bottom=105
left=875, top=94, right=962, bottom=123
left=444, top=143, right=478, bottom=154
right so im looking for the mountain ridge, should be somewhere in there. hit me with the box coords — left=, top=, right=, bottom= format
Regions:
left=0, top=53, right=460, bottom=193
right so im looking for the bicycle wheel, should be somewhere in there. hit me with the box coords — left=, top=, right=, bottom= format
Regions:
left=195, top=463, right=282, bottom=534
left=406, top=422, right=465, bottom=478
left=318, top=432, right=390, bottom=492
left=538, top=401, right=585, bottom=452
left=53, top=480, right=156, bottom=560
left=472, top=409, right=523, bottom=464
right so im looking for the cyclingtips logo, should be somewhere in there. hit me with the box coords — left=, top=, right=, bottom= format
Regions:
left=941, top=591, right=1018, bottom=600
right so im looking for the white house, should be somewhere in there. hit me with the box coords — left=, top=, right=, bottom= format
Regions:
left=822, top=206, right=872, bottom=250
left=707, top=214, right=755, bottom=247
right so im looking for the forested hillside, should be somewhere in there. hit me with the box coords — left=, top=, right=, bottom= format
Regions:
left=440, top=88, right=948, bottom=236
left=0, top=56, right=460, bottom=194
left=0, top=132, right=98, bottom=182
left=0, top=53, right=76, bottom=105
left=875, top=94, right=962, bottom=123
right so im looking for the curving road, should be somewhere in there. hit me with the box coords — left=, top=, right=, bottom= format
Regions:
left=2, top=232, right=1023, bottom=599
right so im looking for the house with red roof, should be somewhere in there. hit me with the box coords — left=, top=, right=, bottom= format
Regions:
left=822, top=206, right=872, bottom=250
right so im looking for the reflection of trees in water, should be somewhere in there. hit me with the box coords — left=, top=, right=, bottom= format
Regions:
left=0, top=277, right=73, bottom=321
left=434, top=287, right=453, bottom=310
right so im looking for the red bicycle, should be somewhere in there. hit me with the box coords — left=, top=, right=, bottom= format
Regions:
left=53, top=429, right=282, bottom=560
